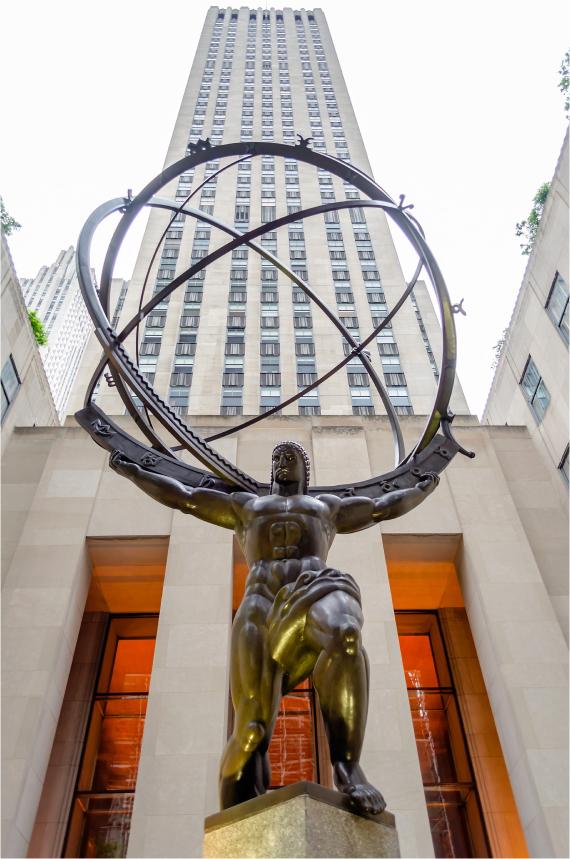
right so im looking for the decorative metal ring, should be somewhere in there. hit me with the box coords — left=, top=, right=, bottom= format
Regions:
left=75, top=141, right=467, bottom=497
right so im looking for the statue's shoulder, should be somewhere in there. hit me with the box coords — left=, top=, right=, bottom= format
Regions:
left=229, top=490, right=258, bottom=511
left=314, top=492, right=342, bottom=511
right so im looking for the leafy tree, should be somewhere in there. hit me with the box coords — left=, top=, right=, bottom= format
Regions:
left=0, top=199, right=21, bottom=236
left=28, top=310, right=48, bottom=346
left=559, top=49, right=570, bottom=118
left=515, top=182, right=550, bottom=255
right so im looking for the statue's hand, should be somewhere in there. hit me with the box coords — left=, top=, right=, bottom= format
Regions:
left=416, top=471, right=440, bottom=493
left=110, top=450, right=141, bottom=479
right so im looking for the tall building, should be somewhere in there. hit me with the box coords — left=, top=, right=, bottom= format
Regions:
left=3, top=9, right=568, bottom=859
left=21, top=246, right=93, bottom=421
left=68, top=6, right=469, bottom=422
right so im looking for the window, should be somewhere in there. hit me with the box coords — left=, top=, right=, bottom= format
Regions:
left=261, top=291, right=278, bottom=303
left=228, top=313, right=246, bottom=330
left=147, top=315, right=165, bottom=329
left=180, top=315, right=200, bottom=329
left=546, top=272, right=569, bottom=343
left=520, top=357, right=550, bottom=422
left=397, top=613, right=489, bottom=857
left=176, top=342, right=196, bottom=356
left=259, top=342, right=279, bottom=357
left=140, top=342, right=160, bottom=356
left=261, top=315, right=279, bottom=329
left=64, top=617, right=158, bottom=858
left=292, top=290, right=309, bottom=304
left=340, top=316, right=359, bottom=329
left=294, top=314, right=312, bottom=329
left=1, top=355, right=20, bottom=420
left=385, top=372, right=407, bottom=386
left=222, top=372, right=244, bottom=387
left=348, top=372, right=369, bottom=387
left=170, top=371, right=192, bottom=387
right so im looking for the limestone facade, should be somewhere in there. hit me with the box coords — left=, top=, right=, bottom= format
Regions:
left=1, top=416, right=568, bottom=857
left=1, top=234, right=58, bottom=458
left=483, top=130, right=569, bottom=638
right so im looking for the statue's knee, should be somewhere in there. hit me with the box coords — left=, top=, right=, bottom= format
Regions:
left=242, top=720, right=266, bottom=753
left=332, top=621, right=362, bottom=657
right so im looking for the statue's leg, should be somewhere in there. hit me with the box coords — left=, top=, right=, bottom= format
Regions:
left=305, top=590, right=386, bottom=815
left=219, top=597, right=282, bottom=809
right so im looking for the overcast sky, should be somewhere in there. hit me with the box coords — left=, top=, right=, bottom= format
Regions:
left=2, top=0, right=568, bottom=415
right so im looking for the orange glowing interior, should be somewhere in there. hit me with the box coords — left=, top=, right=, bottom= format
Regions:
left=109, top=639, right=155, bottom=693
left=399, top=634, right=440, bottom=688
left=91, top=638, right=156, bottom=794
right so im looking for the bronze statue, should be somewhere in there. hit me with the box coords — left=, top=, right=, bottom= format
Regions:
left=110, top=442, right=438, bottom=815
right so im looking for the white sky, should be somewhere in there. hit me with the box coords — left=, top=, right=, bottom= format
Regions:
left=2, top=0, right=568, bottom=416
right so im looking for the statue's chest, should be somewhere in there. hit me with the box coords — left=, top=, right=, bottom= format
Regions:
left=253, top=499, right=317, bottom=560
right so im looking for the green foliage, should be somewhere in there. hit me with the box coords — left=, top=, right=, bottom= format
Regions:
left=515, top=182, right=550, bottom=255
left=491, top=327, right=508, bottom=370
left=0, top=198, right=21, bottom=236
left=559, top=49, right=570, bottom=118
left=28, top=310, right=48, bottom=346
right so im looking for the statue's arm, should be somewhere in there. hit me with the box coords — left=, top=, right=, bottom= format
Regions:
left=333, top=473, right=440, bottom=534
left=109, top=452, right=244, bottom=529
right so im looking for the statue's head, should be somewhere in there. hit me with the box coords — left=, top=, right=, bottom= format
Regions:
left=271, top=441, right=311, bottom=494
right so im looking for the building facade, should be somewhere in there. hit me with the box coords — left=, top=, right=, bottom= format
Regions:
left=1, top=233, right=58, bottom=452
left=21, top=247, right=93, bottom=421
left=2, top=7, right=568, bottom=859
left=483, top=131, right=569, bottom=632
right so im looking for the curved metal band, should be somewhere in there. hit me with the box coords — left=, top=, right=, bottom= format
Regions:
left=76, top=141, right=457, bottom=492
left=99, top=143, right=456, bottom=459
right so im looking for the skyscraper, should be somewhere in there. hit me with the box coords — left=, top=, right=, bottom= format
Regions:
left=69, top=6, right=469, bottom=423
left=3, top=9, right=568, bottom=859
left=21, top=247, right=93, bottom=420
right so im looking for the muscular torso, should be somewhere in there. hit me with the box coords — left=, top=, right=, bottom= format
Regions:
left=234, top=493, right=339, bottom=601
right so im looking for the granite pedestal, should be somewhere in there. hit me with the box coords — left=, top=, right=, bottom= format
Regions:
left=203, top=781, right=400, bottom=858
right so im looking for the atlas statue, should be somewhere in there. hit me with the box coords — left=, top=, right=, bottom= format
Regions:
left=74, top=139, right=472, bottom=818
left=110, top=441, right=439, bottom=815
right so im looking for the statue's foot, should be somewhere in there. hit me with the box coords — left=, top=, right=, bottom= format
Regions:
left=333, top=761, right=386, bottom=815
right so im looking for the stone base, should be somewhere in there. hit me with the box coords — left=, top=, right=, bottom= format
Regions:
left=203, top=781, right=400, bottom=858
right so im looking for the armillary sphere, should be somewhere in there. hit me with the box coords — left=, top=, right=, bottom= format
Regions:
left=75, top=139, right=474, bottom=497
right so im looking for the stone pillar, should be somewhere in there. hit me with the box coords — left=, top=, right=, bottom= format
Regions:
left=448, top=428, right=569, bottom=858
left=127, top=446, right=236, bottom=858
left=1, top=429, right=104, bottom=857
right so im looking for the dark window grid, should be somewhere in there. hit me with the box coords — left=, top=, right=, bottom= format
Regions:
left=170, top=372, right=193, bottom=387
left=1, top=355, right=21, bottom=421
left=176, top=343, right=196, bottom=356
left=520, top=357, right=551, bottom=422
left=222, top=372, right=244, bottom=387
